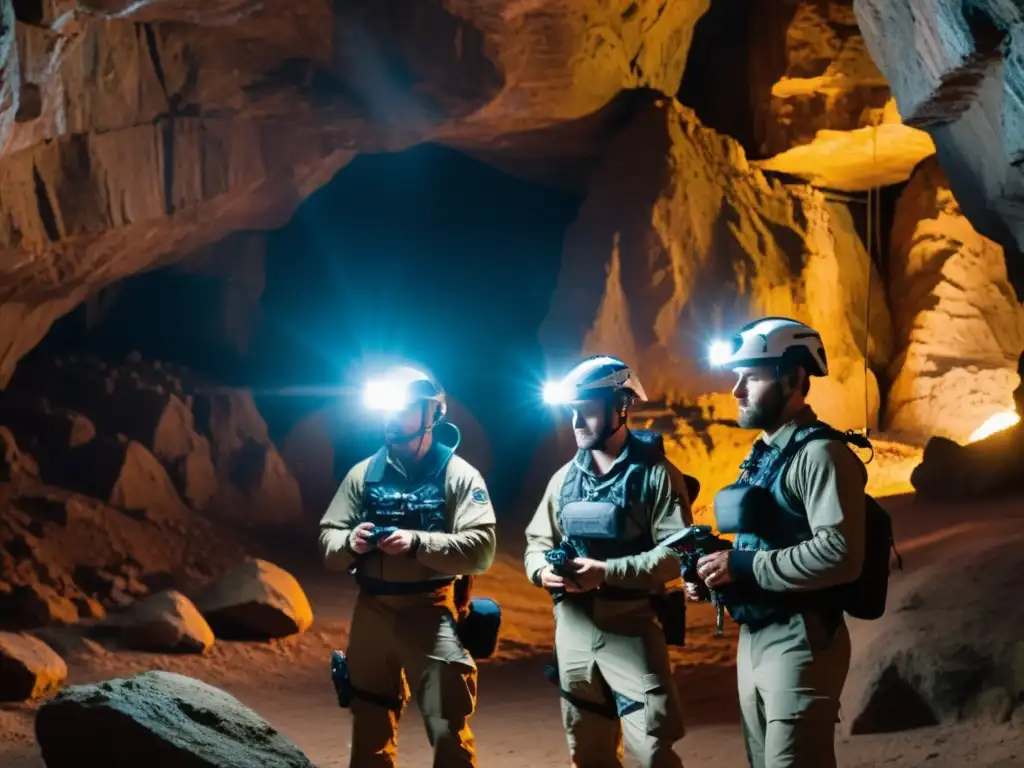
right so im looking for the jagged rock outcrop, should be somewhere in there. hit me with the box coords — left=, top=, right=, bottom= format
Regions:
left=5, top=353, right=303, bottom=524
left=541, top=92, right=892, bottom=435
left=0, top=475, right=245, bottom=630
left=680, top=0, right=934, bottom=188
left=758, top=0, right=891, bottom=157
left=885, top=157, right=1024, bottom=444
left=855, top=0, right=1024, bottom=265
left=35, top=669, right=315, bottom=767
left=0, top=0, right=712, bottom=387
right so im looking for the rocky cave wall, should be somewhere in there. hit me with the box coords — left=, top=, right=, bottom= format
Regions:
left=0, top=0, right=1021, bottom=520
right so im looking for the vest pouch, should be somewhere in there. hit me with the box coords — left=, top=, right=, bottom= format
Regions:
left=713, top=483, right=773, bottom=534
left=560, top=500, right=621, bottom=539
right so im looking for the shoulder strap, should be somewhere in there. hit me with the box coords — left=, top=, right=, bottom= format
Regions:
left=776, top=422, right=873, bottom=515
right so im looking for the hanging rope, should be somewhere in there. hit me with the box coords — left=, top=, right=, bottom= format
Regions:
left=862, top=118, right=882, bottom=436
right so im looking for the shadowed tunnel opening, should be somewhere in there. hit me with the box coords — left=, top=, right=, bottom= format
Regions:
left=35, top=143, right=582, bottom=514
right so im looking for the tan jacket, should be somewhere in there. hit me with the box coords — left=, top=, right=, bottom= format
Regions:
left=524, top=436, right=690, bottom=592
left=318, top=449, right=497, bottom=583
left=748, top=406, right=868, bottom=592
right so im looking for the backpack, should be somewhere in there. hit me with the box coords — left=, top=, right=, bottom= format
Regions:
left=786, top=426, right=903, bottom=621
left=631, top=429, right=701, bottom=509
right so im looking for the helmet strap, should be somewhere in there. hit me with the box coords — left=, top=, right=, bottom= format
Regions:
left=593, top=396, right=629, bottom=450
left=386, top=401, right=434, bottom=455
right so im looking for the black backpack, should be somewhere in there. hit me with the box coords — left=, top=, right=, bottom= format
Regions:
left=786, top=426, right=903, bottom=621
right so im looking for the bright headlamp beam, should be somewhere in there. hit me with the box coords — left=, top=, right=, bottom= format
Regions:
left=708, top=340, right=733, bottom=368
left=543, top=381, right=574, bottom=405
left=362, top=379, right=409, bottom=412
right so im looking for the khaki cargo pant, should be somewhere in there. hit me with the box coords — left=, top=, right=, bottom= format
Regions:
left=737, top=612, right=850, bottom=768
left=554, top=596, right=686, bottom=768
left=346, top=591, right=478, bottom=768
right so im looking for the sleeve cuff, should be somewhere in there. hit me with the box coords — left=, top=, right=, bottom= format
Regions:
left=729, top=550, right=757, bottom=582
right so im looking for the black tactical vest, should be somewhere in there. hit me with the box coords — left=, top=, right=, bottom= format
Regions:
left=718, top=423, right=839, bottom=628
left=362, top=442, right=454, bottom=534
left=556, top=436, right=656, bottom=564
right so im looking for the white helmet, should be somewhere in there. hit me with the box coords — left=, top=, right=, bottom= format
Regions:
left=710, top=317, right=828, bottom=377
left=362, top=365, right=447, bottom=419
left=543, top=355, right=649, bottom=406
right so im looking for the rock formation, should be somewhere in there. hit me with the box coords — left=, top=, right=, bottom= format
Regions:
left=0, top=0, right=713, bottom=387
left=541, top=92, right=892, bottom=434
left=855, top=0, right=1024, bottom=263
left=0, top=631, right=67, bottom=702
left=194, top=558, right=313, bottom=640
left=680, top=0, right=935, bottom=189
left=5, top=353, right=304, bottom=524
left=35, top=669, right=315, bottom=767
left=845, top=518, right=1024, bottom=734
left=106, top=589, right=215, bottom=654
left=885, top=157, right=1024, bottom=444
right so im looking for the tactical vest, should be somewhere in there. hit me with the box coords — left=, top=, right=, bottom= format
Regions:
left=362, top=442, right=454, bottom=534
left=554, top=435, right=662, bottom=605
left=719, top=423, right=840, bottom=629
left=355, top=442, right=456, bottom=595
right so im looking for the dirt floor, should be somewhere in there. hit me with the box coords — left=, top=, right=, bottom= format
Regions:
left=2, top=493, right=1023, bottom=767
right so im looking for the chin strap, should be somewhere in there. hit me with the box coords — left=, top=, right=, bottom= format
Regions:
left=593, top=398, right=628, bottom=450
left=386, top=401, right=433, bottom=455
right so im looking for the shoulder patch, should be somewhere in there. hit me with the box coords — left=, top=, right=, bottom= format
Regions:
left=471, top=487, right=489, bottom=505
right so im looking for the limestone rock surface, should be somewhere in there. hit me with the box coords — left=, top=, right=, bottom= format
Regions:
left=885, top=157, right=1024, bottom=444
left=0, top=0, right=712, bottom=385
left=855, top=0, right=1024, bottom=262
left=541, top=92, right=892, bottom=433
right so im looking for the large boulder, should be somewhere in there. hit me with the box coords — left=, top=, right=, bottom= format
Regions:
left=910, top=425, right=1024, bottom=501
left=107, top=589, right=215, bottom=654
left=845, top=516, right=1024, bottom=733
left=35, top=669, right=315, bottom=767
left=885, top=157, right=1024, bottom=444
left=541, top=91, right=892, bottom=434
left=854, top=0, right=1024, bottom=264
left=194, top=559, right=313, bottom=640
left=0, top=631, right=67, bottom=701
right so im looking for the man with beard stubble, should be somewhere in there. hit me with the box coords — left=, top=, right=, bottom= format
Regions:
left=690, top=317, right=868, bottom=768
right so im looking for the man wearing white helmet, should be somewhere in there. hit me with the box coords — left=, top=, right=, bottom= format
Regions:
left=693, top=317, right=869, bottom=768
left=319, top=366, right=497, bottom=768
left=525, top=355, right=690, bottom=768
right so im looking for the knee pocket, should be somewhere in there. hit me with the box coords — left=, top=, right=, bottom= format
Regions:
left=418, top=658, right=478, bottom=722
left=640, top=672, right=685, bottom=740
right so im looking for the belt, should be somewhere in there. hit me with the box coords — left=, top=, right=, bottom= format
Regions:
left=355, top=573, right=456, bottom=596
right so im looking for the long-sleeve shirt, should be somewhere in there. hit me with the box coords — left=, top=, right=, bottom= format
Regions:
left=524, top=439, right=690, bottom=592
left=318, top=449, right=497, bottom=583
left=734, top=406, right=868, bottom=592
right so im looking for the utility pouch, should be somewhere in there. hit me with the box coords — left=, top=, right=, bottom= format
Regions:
left=713, top=483, right=772, bottom=534
left=560, top=500, right=621, bottom=539
left=330, top=649, right=353, bottom=708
